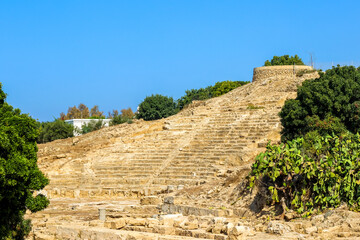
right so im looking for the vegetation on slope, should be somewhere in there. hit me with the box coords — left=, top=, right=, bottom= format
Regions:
left=138, top=80, right=249, bottom=121
left=38, top=80, right=248, bottom=142
left=280, top=65, right=360, bottom=141
left=177, top=80, right=249, bottom=111
left=248, top=65, right=360, bottom=216
left=0, top=83, right=49, bottom=239
left=249, top=133, right=360, bottom=215
left=37, top=119, right=74, bottom=144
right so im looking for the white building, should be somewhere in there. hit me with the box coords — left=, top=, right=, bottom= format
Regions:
left=65, top=119, right=112, bottom=136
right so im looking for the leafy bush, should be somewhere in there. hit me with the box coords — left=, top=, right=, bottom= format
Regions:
left=264, top=55, right=304, bottom=66
left=177, top=81, right=249, bottom=110
left=0, top=83, right=49, bottom=239
left=247, top=65, right=360, bottom=216
left=110, top=115, right=133, bottom=126
left=212, top=80, right=248, bottom=97
left=137, top=94, right=178, bottom=121
left=248, top=133, right=360, bottom=215
left=37, top=119, right=74, bottom=143
left=81, top=120, right=105, bottom=134
left=177, top=86, right=213, bottom=110
left=280, top=65, right=360, bottom=141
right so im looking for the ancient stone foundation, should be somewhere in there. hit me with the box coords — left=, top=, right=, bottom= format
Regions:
left=29, top=65, right=326, bottom=240
left=252, top=65, right=315, bottom=82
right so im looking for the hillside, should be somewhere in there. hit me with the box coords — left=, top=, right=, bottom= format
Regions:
left=37, top=66, right=315, bottom=198
left=30, top=66, right=360, bottom=240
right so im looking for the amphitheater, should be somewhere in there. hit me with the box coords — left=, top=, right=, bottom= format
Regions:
left=28, top=65, right=360, bottom=240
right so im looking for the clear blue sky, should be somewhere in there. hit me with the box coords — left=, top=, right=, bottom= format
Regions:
left=1, top=1, right=359, bottom=121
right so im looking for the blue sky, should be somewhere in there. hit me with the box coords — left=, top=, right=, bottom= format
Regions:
left=1, top=1, right=359, bottom=121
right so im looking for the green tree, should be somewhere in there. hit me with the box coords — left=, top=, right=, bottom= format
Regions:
left=280, top=65, right=360, bottom=141
left=81, top=120, right=105, bottom=134
left=212, top=80, right=249, bottom=97
left=137, top=94, right=178, bottom=121
left=0, top=83, right=49, bottom=239
left=177, top=86, right=213, bottom=110
left=37, top=119, right=74, bottom=144
left=177, top=81, right=249, bottom=110
left=264, top=54, right=304, bottom=66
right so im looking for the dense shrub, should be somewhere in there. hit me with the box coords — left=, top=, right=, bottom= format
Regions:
left=264, top=55, right=304, bottom=66
left=110, top=115, right=133, bottom=126
left=177, top=86, right=213, bottom=110
left=137, top=94, right=178, bottom=121
left=248, top=133, right=360, bottom=215
left=212, top=81, right=249, bottom=97
left=0, top=83, right=49, bottom=239
left=177, top=81, right=249, bottom=110
left=37, top=119, right=74, bottom=143
left=137, top=81, right=248, bottom=119
left=81, top=120, right=105, bottom=134
left=280, top=65, right=360, bottom=141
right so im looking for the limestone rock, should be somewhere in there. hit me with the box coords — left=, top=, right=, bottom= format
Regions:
left=266, top=221, right=290, bottom=235
left=140, top=196, right=161, bottom=205
left=128, top=218, right=146, bottom=226
left=305, top=226, right=317, bottom=234
left=104, top=218, right=126, bottom=229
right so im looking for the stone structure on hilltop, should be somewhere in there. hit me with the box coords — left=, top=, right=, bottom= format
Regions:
left=252, top=65, right=315, bottom=82
left=28, top=66, right=359, bottom=240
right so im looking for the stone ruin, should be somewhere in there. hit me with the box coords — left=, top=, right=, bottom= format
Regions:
left=27, top=66, right=360, bottom=239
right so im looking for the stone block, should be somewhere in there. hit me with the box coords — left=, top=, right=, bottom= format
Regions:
left=128, top=218, right=146, bottom=226
left=230, top=226, right=249, bottom=236
left=89, top=220, right=104, bottom=227
left=111, top=218, right=126, bottom=229
left=184, top=220, right=198, bottom=230
left=305, top=226, right=317, bottom=234
left=152, top=225, right=175, bottom=235
left=164, top=196, right=174, bottom=204
left=140, top=196, right=161, bottom=205
left=146, top=218, right=159, bottom=228
left=266, top=221, right=290, bottom=235
left=225, top=222, right=234, bottom=235
left=212, top=225, right=222, bottom=234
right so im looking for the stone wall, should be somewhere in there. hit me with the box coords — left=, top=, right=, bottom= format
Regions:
left=252, top=65, right=315, bottom=82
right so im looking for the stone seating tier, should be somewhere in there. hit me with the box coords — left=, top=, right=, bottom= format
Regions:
left=38, top=67, right=319, bottom=199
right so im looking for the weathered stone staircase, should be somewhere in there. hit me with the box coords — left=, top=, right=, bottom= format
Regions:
left=37, top=66, right=319, bottom=200
left=31, top=66, right=326, bottom=239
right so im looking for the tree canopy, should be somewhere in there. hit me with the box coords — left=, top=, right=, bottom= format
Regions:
left=37, top=119, right=74, bottom=144
left=0, top=83, right=49, bottom=239
left=137, top=94, right=178, bottom=121
left=248, top=65, right=360, bottom=216
left=60, top=103, right=104, bottom=120
left=280, top=65, right=360, bottom=141
left=264, top=55, right=304, bottom=66
left=177, top=80, right=249, bottom=110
